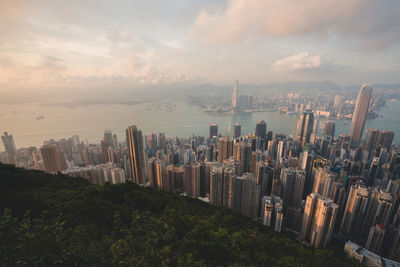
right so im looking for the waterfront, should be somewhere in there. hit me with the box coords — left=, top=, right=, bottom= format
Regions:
left=0, top=100, right=399, bottom=149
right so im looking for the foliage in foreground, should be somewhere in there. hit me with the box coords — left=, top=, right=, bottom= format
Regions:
left=0, top=164, right=359, bottom=266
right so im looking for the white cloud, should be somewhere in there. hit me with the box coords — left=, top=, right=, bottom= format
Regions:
left=273, top=52, right=322, bottom=72
left=191, top=0, right=400, bottom=50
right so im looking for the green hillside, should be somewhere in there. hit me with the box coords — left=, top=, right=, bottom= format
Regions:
left=0, top=164, right=359, bottom=266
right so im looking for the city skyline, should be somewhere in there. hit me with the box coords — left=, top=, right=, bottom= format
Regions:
left=1, top=1, right=400, bottom=264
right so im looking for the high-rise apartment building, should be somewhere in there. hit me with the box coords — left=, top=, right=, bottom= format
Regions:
left=301, top=192, right=338, bottom=249
left=1, top=131, right=17, bottom=155
left=349, top=84, right=373, bottom=145
left=262, top=196, right=284, bottom=232
left=1, top=131, right=17, bottom=164
left=313, top=167, right=335, bottom=198
left=40, top=144, right=62, bottom=173
left=126, top=125, right=146, bottom=185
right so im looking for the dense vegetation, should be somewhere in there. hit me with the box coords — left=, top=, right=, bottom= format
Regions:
left=0, top=164, right=359, bottom=266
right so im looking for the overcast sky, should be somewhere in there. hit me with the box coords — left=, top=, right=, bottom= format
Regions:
left=1, top=0, right=400, bottom=94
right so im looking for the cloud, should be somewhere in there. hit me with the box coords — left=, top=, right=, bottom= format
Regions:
left=191, top=0, right=400, bottom=50
left=273, top=52, right=322, bottom=72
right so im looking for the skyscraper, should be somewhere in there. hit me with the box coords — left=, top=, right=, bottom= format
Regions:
left=333, top=95, right=343, bottom=112
left=104, top=129, right=113, bottom=148
left=234, top=123, right=241, bottom=138
left=376, top=130, right=394, bottom=150
left=296, top=110, right=314, bottom=146
left=323, top=121, right=335, bottom=137
left=255, top=120, right=267, bottom=139
left=365, top=128, right=380, bottom=152
left=1, top=131, right=17, bottom=155
left=209, top=123, right=218, bottom=139
left=40, top=144, right=62, bottom=173
left=232, top=80, right=238, bottom=110
left=1, top=131, right=17, bottom=164
left=349, top=84, right=373, bottom=145
left=126, top=125, right=146, bottom=185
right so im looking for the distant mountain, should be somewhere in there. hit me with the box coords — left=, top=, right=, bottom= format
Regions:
left=0, top=164, right=360, bottom=266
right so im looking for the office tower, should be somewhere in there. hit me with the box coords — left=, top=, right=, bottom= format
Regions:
left=365, top=128, right=380, bottom=151
left=376, top=130, right=394, bottom=150
left=209, top=123, right=218, bottom=139
left=333, top=95, right=343, bottom=112
left=126, top=125, right=146, bottom=185
left=234, top=123, right=241, bottom=138
left=368, top=157, right=379, bottom=186
left=255, top=120, right=267, bottom=138
left=323, top=121, right=335, bottom=137
left=301, top=193, right=338, bottom=249
left=338, top=134, right=351, bottom=150
left=349, top=84, right=373, bottom=145
left=296, top=111, right=314, bottom=146
left=232, top=80, right=239, bottom=110
left=40, top=144, right=62, bottom=173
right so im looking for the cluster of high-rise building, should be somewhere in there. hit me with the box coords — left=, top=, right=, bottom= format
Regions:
left=1, top=83, right=400, bottom=262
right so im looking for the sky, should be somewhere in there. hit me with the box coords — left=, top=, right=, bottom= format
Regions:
left=1, top=0, right=400, bottom=97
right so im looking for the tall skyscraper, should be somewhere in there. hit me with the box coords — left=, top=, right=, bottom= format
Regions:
left=376, top=130, right=395, bottom=150
left=255, top=120, right=267, bottom=139
left=234, top=123, right=241, bottom=138
left=232, top=80, right=238, bottom=110
left=323, top=121, right=335, bottom=137
left=126, top=125, right=146, bottom=185
left=301, top=192, right=338, bottom=249
left=209, top=123, right=218, bottom=139
left=349, top=84, right=373, bottom=145
left=296, top=111, right=314, bottom=146
left=333, top=95, right=343, bottom=112
left=365, top=128, right=380, bottom=151
left=40, top=144, right=62, bottom=173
